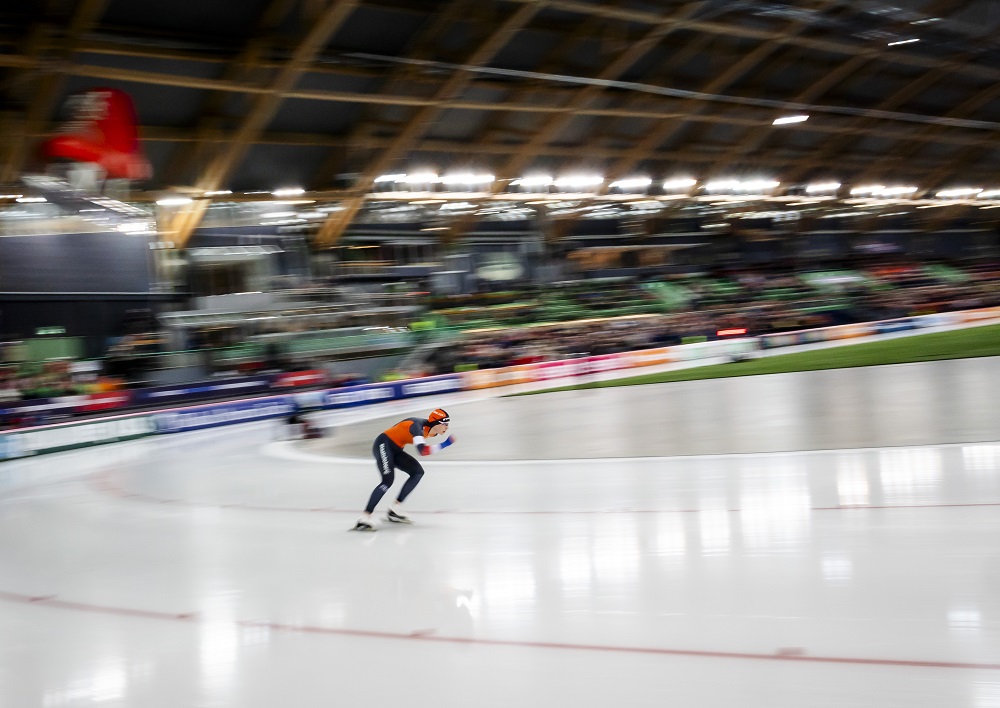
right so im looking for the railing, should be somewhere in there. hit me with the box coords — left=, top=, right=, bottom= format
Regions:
left=97, top=329, right=415, bottom=379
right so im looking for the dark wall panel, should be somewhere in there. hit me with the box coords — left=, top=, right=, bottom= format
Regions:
left=0, top=232, right=151, bottom=293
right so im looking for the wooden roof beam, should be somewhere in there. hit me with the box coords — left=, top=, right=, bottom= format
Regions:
left=315, top=0, right=544, bottom=249
left=508, top=0, right=1000, bottom=84
left=604, top=0, right=843, bottom=184
left=165, top=0, right=360, bottom=249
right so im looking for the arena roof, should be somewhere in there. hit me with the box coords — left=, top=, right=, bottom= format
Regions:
left=3, top=0, right=1000, bottom=246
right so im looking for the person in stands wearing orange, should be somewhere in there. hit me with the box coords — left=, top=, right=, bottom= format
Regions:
left=352, top=408, right=454, bottom=531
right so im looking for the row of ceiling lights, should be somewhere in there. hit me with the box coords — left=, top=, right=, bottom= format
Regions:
left=370, top=174, right=1000, bottom=198
left=152, top=177, right=1000, bottom=203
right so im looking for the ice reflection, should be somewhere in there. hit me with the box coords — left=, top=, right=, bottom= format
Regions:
left=654, top=514, right=686, bottom=557
left=836, top=453, right=870, bottom=506
left=558, top=533, right=592, bottom=595
left=592, top=516, right=639, bottom=584
left=447, top=570, right=480, bottom=620
left=482, top=554, right=535, bottom=614
left=963, top=443, right=1000, bottom=473
left=974, top=680, right=1000, bottom=708
left=739, top=460, right=810, bottom=550
left=948, top=605, right=982, bottom=633
left=43, top=658, right=127, bottom=706
left=821, top=553, right=852, bottom=584
left=699, top=509, right=731, bottom=556
left=199, top=592, right=239, bottom=698
left=879, top=447, right=942, bottom=505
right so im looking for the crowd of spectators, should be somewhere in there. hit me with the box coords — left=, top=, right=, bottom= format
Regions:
left=421, top=260, right=1000, bottom=374
left=3, top=259, right=998, bottom=404
left=0, top=360, right=110, bottom=402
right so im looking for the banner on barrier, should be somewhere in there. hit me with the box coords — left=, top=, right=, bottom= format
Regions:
left=133, top=376, right=273, bottom=405
left=323, top=383, right=396, bottom=408
left=273, top=370, right=327, bottom=388
left=915, top=312, right=955, bottom=328
left=461, top=368, right=496, bottom=390
left=0, top=415, right=155, bottom=460
left=623, top=347, right=673, bottom=368
left=875, top=318, right=915, bottom=335
left=155, top=397, right=295, bottom=434
left=79, top=391, right=133, bottom=413
left=398, top=375, right=462, bottom=398
left=957, top=307, right=1000, bottom=323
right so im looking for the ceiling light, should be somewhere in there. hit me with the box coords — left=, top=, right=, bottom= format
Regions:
left=705, top=179, right=779, bottom=192
left=156, top=196, right=193, bottom=206
left=935, top=188, right=982, bottom=198
left=849, top=185, right=918, bottom=197
left=402, top=173, right=440, bottom=184
left=705, top=180, right=740, bottom=191
left=117, top=222, right=151, bottom=233
left=440, top=173, right=494, bottom=185
left=204, top=190, right=231, bottom=196
left=662, top=178, right=697, bottom=190
left=374, top=174, right=406, bottom=183
left=887, top=38, right=920, bottom=46
left=261, top=211, right=295, bottom=218
left=15, top=196, right=46, bottom=203
left=773, top=115, right=809, bottom=125
left=743, top=180, right=781, bottom=191
left=879, top=186, right=918, bottom=196
left=977, top=189, right=1000, bottom=199
left=511, top=175, right=553, bottom=187
left=554, top=175, right=604, bottom=188
left=609, top=177, right=652, bottom=190
left=272, top=187, right=305, bottom=196
left=806, top=182, right=841, bottom=193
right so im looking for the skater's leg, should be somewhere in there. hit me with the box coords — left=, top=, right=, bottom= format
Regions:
left=394, top=451, right=425, bottom=504
left=384, top=451, right=423, bottom=523
left=364, top=438, right=396, bottom=514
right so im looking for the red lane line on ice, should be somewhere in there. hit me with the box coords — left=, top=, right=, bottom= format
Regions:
left=1, top=589, right=998, bottom=671
left=91, top=471, right=1000, bottom=515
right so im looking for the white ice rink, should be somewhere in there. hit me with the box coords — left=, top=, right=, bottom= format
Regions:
left=2, top=356, right=1000, bottom=707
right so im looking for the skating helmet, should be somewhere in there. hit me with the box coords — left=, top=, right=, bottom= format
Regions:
left=427, top=408, right=450, bottom=426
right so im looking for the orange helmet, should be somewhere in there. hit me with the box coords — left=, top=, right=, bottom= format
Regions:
left=427, top=408, right=450, bottom=426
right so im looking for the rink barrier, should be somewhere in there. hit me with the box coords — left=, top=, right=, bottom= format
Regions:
left=2, top=307, right=1000, bottom=460
left=459, top=339, right=756, bottom=390
left=153, top=396, right=297, bottom=434
left=0, top=414, right=156, bottom=460
left=0, top=370, right=361, bottom=426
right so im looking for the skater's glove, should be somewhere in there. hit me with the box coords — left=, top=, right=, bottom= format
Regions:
left=418, top=444, right=431, bottom=456
left=439, top=435, right=455, bottom=450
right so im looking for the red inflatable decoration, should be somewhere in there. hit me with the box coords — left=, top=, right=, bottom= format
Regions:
left=40, top=88, right=151, bottom=181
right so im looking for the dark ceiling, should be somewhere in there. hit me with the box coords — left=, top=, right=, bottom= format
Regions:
left=3, top=0, right=1000, bottom=244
